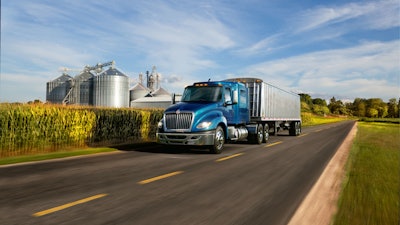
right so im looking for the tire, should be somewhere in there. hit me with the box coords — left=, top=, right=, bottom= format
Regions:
left=249, top=124, right=263, bottom=144
left=263, top=124, right=269, bottom=143
left=296, top=122, right=301, bottom=136
left=290, top=121, right=301, bottom=136
left=210, top=126, right=225, bottom=154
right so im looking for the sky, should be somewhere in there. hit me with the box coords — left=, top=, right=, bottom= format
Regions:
left=1, top=0, right=399, bottom=103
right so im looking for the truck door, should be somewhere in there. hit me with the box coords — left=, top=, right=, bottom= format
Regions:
left=223, top=87, right=234, bottom=123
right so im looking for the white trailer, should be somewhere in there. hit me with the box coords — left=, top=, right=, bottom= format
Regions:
left=224, top=78, right=301, bottom=136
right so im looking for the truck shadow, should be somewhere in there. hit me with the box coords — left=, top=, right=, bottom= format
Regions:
left=109, top=142, right=212, bottom=154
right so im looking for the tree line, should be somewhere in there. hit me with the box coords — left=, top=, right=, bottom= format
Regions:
left=300, top=94, right=400, bottom=118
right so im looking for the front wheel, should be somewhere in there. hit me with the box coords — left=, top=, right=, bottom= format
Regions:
left=210, top=126, right=225, bottom=154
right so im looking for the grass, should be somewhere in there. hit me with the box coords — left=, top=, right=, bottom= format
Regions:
left=333, top=122, right=400, bottom=225
left=0, top=147, right=117, bottom=166
left=358, top=117, right=400, bottom=124
left=301, top=112, right=350, bottom=126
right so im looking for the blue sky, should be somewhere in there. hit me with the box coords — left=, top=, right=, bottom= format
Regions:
left=1, top=0, right=399, bottom=103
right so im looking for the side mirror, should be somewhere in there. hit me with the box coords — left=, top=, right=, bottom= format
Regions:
left=232, top=90, right=238, bottom=104
left=171, top=93, right=176, bottom=104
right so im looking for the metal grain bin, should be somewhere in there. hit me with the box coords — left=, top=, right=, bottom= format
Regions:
left=93, top=67, right=129, bottom=108
left=46, top=73, right=73, bottom=104
left=73, top=71, right=94, bottom=105
left=129, top=83, right=149, bottom=101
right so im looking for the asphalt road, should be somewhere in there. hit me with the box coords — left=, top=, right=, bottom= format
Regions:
left=0, top=121, right=355, bottom=225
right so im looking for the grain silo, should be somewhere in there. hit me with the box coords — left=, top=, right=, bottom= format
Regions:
left=46, top=73, right=73, bottom=104
left=129, top=83, right=149, bottom=102
left=73, top=71, right=94, bottom=105
left=93, top=67, right=129, bottom=108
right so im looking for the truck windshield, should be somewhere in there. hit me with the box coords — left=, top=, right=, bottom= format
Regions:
left=181, top=86, right=222, bottom=102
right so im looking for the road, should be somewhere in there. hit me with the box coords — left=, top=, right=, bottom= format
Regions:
left=0, top=121, right=355, bottom=225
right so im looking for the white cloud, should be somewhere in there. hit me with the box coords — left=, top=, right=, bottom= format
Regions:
left=295, top=0, right=400, bottom=33
left=243, top=40, right=400, bottom=100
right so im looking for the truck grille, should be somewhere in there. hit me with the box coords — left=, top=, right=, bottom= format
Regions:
left=164, top=112, right=193, bottom=130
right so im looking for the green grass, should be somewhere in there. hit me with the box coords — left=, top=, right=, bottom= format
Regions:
left=301, top=112, right=349, bottom=126
left=358, top=117, right=400, bottom=124
left=333, top=122, right=400, bottom=225
left=0, top=147, right=117, bottom=166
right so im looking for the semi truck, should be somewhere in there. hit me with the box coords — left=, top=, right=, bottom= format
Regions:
left=156, top=78, right=301, bottom=153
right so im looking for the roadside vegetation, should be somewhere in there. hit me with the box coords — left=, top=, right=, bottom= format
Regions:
left=0, top=95, right=398, bottom=165
left=0, top=104, right=163, bottom=160
left=333, top=121, right=400, bottom=225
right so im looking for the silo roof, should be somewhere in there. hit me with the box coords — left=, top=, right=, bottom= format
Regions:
left=152, top=87, right=170, bottom=96
left=75, top=71, right=94, bottom=80
left=99, top=67, right=128, bottom=77
left=52, top=73, right=73, bottom=82
left=130, top=83, right=149, bottom=91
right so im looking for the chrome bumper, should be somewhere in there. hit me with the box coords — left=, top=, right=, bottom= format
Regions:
left=156, top=131, right=215, bottom=146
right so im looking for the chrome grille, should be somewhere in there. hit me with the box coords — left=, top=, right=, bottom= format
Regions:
left=165, top=112, right=193, bottom=130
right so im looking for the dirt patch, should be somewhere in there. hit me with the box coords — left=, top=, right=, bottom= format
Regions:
left=288, top=122, right=358, bottom=225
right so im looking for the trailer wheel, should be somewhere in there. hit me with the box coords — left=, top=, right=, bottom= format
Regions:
left=290, top=121, right=301, bottom=136
left=263, top=124, right=269, bottom=143
left=296, top=122, right=302, bottom=136
left=210, top=126, right=225, bottom=154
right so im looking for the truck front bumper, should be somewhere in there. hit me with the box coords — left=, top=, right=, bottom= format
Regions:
left=156, top=130, right=215, bottom=146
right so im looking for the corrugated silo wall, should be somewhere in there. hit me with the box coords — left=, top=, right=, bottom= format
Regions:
left=46, top=80, right=69, bottom=104
left=93, top=75, right=129, bottom=108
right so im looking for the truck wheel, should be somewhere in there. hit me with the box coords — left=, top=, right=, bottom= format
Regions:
left=249, top=124, right=263, bottom=144
left=296, top=122, right=301, bottom=136
left=263, top=124, right=269, bottom=143
left=210, top=126, right=225, bottom=154
left=290, top=121, right=301, bottom=136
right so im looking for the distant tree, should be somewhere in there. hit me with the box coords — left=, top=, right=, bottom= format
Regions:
left=328, top=97, right=348, bottom=115
left=28, top=99, right=43, bottom=104
left=312, top=104, right=330, bottom=116
left=350, top=98, right=367, bottom=117
left=387, top=98, right=399, bottom=118
left=299, top=94, right=313, bottom=106
left=312, top=98, right=327, bottom=106
left=367, top=98, right=387, bottom=118
left=398, top=98, right=400, bottom=117
left=367, top=108, right=379, bottom=118
left=299, top=93, right=313, bottom=113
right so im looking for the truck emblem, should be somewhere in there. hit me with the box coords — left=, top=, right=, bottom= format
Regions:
left=176, top=109, right=180, bottom=114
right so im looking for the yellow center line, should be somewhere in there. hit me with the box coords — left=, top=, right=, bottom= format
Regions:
left=314, top=129, right=323, bottom=132
left=265, top=141, right=283, bottom=147
left=297, top=133, right=309, bottom=138
left=33, top=193, right=108, bottom=217
left=138, top=171, right=184, bottom=184
left=216, top=153, right=244, bottom=162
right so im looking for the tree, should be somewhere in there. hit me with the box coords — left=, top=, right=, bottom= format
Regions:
left=387, top=98, right=399, bottom=118
left=350, top=98, right=367, bottom=117
left=366, top=98, right=387, bottom=118
left=299, top=93, right=313, bottom=113
left=312, top=98, right=327, bottom=107
left=367, top=108, right=379, bottom=118
left=328, top=97, right=348, bottom=115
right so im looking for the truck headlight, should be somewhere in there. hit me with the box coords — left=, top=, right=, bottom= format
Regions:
left=158, top=120, right=163, bottom=129
left=196, top=121, right=212, bottom=129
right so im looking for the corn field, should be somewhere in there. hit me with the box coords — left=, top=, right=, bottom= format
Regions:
left=0, top=104, right=164, bottom=158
